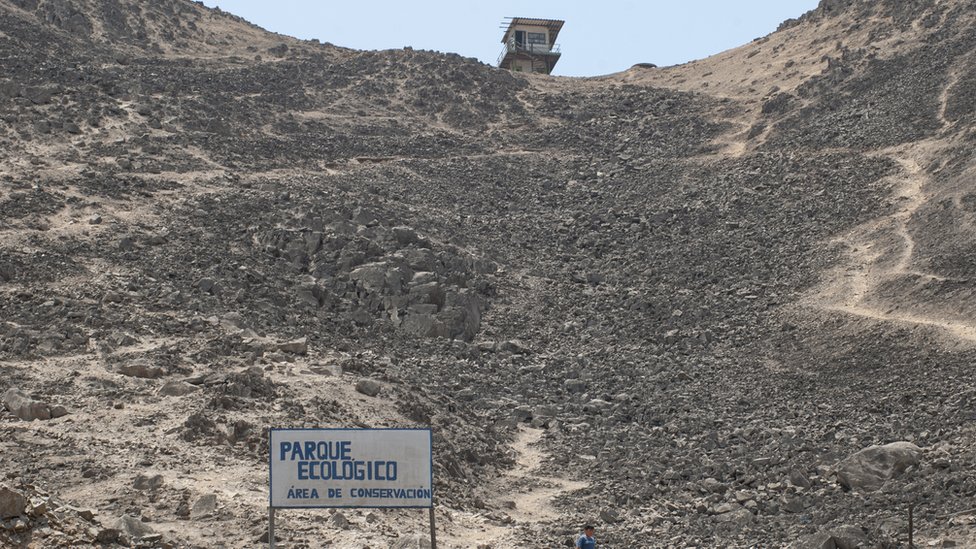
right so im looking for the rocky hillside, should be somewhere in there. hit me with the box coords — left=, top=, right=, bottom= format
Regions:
left=2, top=0, right=976, bottom=547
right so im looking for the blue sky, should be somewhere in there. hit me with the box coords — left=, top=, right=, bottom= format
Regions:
left=201, top=1, right=820, bottom=77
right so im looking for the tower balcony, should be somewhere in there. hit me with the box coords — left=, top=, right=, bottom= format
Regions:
left=497, top=36, right=562, bottom=66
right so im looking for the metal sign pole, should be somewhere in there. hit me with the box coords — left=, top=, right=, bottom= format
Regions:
left=269, top=506, right=276, bottom=549
left=908, top=504, right=914, bottom=548
left=429, top=505, right=437, bottom=549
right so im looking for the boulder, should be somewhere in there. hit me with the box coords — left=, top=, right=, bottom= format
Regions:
left=392, top=226, right=421, bottom=246
left=350, top=262, right=391, bottom=293
left=355, top=379, right=382, bottom=397
left=0, top=485, right=27, bottom=519
left=3, top=388, right=52, bottom=421
left=158, top=380, right=199, bottom=397
left=497, top=340, right=529, bottom=354
left=278, top=337, right=308, bottom=355
left=133, top=474, right=164, bottom=491
left=116, top=515, right=155, bottom=540
left=835, top=441, right=922, bottom=492
left=330, top=510, right=350, bottom=529
left=96, top=528, right=122, bottom=543
left=714, top=507, right=753, bottom=525
left=399, top=313, right=439, bottom=338
left=600, top=508, right=623, bottom=523
left=117, top=359, right=165, bottom=379
left=190, top=493, right=217, bottom=520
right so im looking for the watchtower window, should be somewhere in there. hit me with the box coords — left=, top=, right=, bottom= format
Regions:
left=514, top=30, right=525, bottom=46
left=527, top=32, right=546, bottom=45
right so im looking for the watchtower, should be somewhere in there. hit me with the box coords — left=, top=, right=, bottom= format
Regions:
left=497, top=17, right=564, bottom=74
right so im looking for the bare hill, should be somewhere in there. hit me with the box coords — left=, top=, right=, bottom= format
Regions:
left=2, top=0, right=976, bottom=547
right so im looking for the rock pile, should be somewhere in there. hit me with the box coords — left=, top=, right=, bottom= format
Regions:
left=254, top=209, right=495, bottom=341
left=1, top=0, right=976, bottom=547
left=2, top=388, right=67, bottom=421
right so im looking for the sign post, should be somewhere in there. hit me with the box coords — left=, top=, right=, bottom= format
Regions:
left=268, top=428, right=434, bottom=547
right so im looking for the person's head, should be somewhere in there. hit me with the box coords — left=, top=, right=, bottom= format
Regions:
left=584, top=525, right=595, bottom=537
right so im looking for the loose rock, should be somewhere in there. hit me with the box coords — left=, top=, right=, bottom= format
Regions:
left=835, top=442, right=922, bottom=492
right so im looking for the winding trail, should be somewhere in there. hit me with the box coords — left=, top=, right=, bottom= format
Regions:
left=443, top=427, right=587, bottom=548
left=812, top=142, right=976, bottom=343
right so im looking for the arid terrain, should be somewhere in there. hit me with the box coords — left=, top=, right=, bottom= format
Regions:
left=2, top=0, right=976, bottom=547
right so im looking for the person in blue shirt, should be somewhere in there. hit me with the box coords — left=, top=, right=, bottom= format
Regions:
left=576, top=525, right=596, bottom=549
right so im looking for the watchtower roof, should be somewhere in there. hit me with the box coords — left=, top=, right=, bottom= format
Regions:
left=499, top=17, right=565, bottom=46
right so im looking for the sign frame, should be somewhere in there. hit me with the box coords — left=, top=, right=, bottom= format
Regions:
left=268, top=427, right=433, bottom=509
left=267, top=427, right=436, bottom=548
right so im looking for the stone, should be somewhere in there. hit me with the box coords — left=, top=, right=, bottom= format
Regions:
left=190, top=493, right=217, bottom=520
left=835, top=441, right=922, bottom=492
left=714, top=508, right=753, bottom=525
left=789, top=470, right=812, bottom=488
left=496, top=340, right=529, bottom=354
left=3, top=388, right=52, bottom=421
left=278, top=337, right=308, bottom=354
left=158, top=380, right=199, bottom=396
left=400, top=313, right=438, bottom=338
left=96, top=528, right=121, bottom=543
left=117, top=359, right=165, bottom=379
left=390, top=535, right=432, bottom=549
left=600, top=508, right=623, bottom=523
left=0, top=81, right=20, bottom=98
left=701, top=478, right=728, bottom=494
left=392, top=226, right=421, bottom=245
left=790, top=524, right=870, bottom=549
left=88, top=214, right=103, bottom=225
left=23, top=86, right=52, bottom=105
left=713, top=502, right=740, bottom=515
left=350, top=262, right=392, bottom=292
left=102, top=290, right=124, bottom=303
left=734, top=490, right=754, bottom=504
left=781, top=495, right=806, bottom=514
left=66, top=506, right=95, bottom=521
left=133, top=474, right=164, bottom=491
left=564, top=379, right=587, bottom=393
left=0, top=485, right=27, bottom=519
left=27, top=497, right=47, bottom=517
left=116, top=515, right=155, bottom=540
left=330, top=510, right=350, bottom=529
left=356, top=379, right=382, bottom=397
left=197, top=278, right=219, bottom=294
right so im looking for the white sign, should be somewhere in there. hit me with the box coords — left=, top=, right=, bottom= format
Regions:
left=270, top=428, right=432, bottom=508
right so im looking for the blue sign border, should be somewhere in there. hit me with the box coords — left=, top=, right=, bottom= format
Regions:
left=269, top=427, right=434, bottom=509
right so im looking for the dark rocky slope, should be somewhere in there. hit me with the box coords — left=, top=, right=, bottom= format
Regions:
left=2, top=0, right=976, bottom=547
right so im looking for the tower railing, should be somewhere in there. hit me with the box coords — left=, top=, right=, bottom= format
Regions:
left=497, top=37, right=561, bottom=65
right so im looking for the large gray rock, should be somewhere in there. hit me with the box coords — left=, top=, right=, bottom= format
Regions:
left=158, top=380, right=199, bottom=397
left=835, top=441, right=922, bottom=492
left=329, top=510, right=350, bottom=529
left=190, top=493, right=217, bottom=520
left=117, top=359, right=165, bottom=379
left=116, top=515, right=156, bottom=540
left=355, top=379, right=382, bottom=397
left=3, top=388, right=52, bottom=421
left=133, top=474, right=164, bottom=491
left=350, top=262, right=392, bottom=293
left=277, top=337, right=308, bottom=355
left=0, top=485, right=27, bottom=519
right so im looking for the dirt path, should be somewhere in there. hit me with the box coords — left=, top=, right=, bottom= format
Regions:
left=442, top=426, right=587, bottom=548
left=809, top=141, right=976, bottom=343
